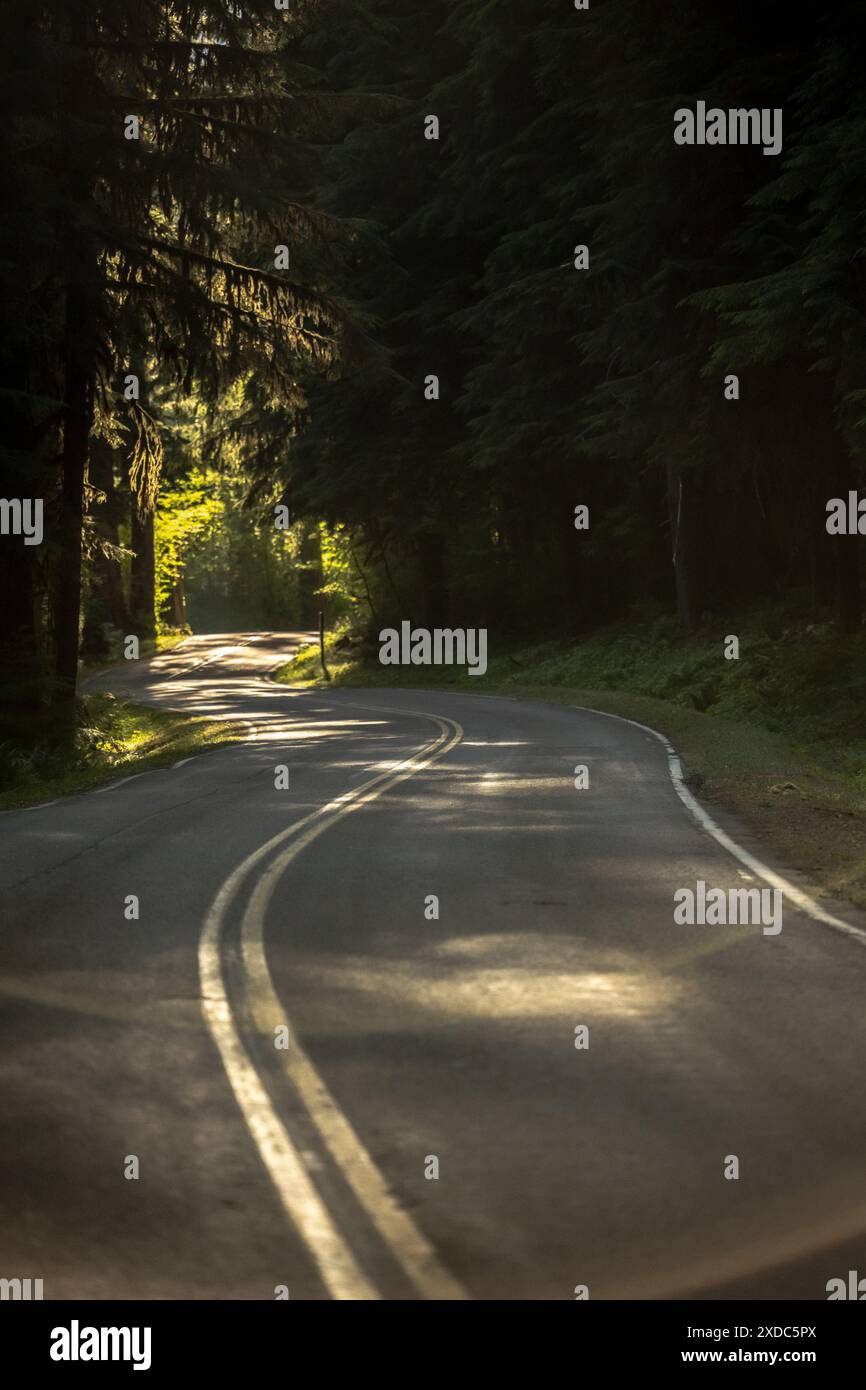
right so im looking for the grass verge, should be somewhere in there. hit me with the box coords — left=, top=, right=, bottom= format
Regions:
left=0, top=693, right=242, bottom=812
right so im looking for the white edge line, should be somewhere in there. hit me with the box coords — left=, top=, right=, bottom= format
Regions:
left=228, top=669, right=866, bottom=951
left=573, top=703, right=866, bottom=949
left=92, top=772, right=148, bottom=795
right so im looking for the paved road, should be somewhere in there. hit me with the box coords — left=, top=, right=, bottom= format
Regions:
left=2, top=632, right=866, bottom=1300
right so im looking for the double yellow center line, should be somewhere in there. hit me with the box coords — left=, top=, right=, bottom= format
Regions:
left=198, top=701, right=466, bottom=1300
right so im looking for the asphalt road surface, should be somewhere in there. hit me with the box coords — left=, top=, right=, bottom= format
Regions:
left=2, top=632, right=866, bottom=1300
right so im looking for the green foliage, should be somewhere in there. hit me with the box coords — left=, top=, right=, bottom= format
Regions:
left=3, top=1, right=866, bottom=736
left=155, top=468, right=223, bottom=620
left=0, top=0, right=367, bottom=728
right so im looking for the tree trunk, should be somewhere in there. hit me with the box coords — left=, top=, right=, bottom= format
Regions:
left=831, top=432, right=861, bottom=632
left=51, top=8, right=95, bottom=719
left=94, top=440, right=128, bottom=629
left=169, top=570, right=187, bottom=628
left=0, top=527, right=39, bottom=738
left=557, top=476, right=582, bottom=633
left=82, top=438, right=128, bottom=657
left=667, top=461, right=699, bottom=628
left=130, top=502, right=157, bottom=639
left=51, top=280, right=93, bottom=713
left=0, top=359, right=42, bottom=735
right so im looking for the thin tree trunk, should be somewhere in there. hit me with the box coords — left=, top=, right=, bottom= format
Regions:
left=0, top=360, right=42, bottom=734
left=169, top=571, right=187, bottom=628
left=82, top=438, right=128, bottom=656
left=557, top=476, right=582, bottom=632
left=380, top=540, right=406, bottom=614
left=667, top=461, right=699, bottom=628
left=0, top=528, right=39, bottom=737
left=51, top=281, right=93, bottom=712
left=130, top=502, right=157, bottom=639
left=831, top=432, right=861, bottom=632
left=51, top=7, right=94, bottom=718
left=349, top=539, right=380, bottom=625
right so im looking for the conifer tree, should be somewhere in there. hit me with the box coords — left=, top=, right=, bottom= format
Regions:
left=1, top=0, right=352, bottom=728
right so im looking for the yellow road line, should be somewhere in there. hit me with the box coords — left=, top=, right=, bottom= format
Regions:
left=199, top=922, right=378, bottom=1300
left=199, top=701, right=465, bottom=1300
left=241, top=712, right=467, bottom=1301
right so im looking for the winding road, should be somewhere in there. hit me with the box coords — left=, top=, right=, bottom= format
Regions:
left=2, top=632, right=866, bottom=1300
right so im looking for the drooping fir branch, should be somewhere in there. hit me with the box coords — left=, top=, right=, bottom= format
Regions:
left=128, top=399, right=164, bottom=516
left=100, top=90, right=404, bottom=141
left=133, top=234, right=345, bottom=350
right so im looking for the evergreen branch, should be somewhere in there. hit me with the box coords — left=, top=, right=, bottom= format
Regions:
left=134, top=234, right=344, bottom=324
